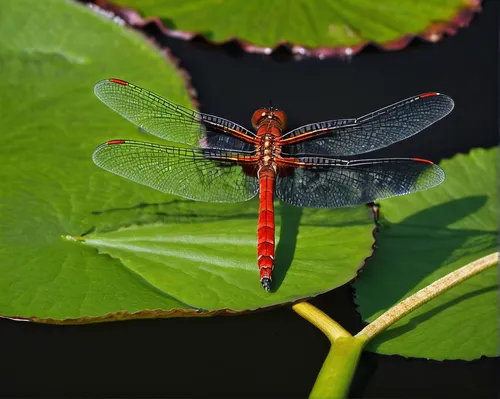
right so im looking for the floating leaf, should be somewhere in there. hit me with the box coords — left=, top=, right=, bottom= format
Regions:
left=0, top=0, right=376, bottom=322
left=0, top=0, right=195, bottom=322
left=99, top=0, right=481, bottom=57
left=354, top=148, right=498, bottom=360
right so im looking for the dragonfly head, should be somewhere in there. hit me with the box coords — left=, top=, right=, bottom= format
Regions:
left=251, top=107, right=287, bottom=129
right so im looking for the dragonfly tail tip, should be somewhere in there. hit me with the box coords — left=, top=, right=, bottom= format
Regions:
left=261, top=278, right=272, bottom=292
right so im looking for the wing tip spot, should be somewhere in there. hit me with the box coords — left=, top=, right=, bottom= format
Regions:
left=107, top=139, right=126, bottom=145
left=413, top=157, right=434, bottom=165
left=419, top=92, right=439, bottom=98
left=109, top=78, right=128, bottom=86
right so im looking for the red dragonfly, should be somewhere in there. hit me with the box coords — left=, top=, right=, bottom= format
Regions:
left=93, top=78, right=453, bottom=291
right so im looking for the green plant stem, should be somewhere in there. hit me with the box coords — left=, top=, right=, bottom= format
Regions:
left=308, top=335, right=368, bottom=399
left=356, top=251, right=498, bottom=340
left=292, top=302, right=367, bottom=398
left=292, top=301, right=351, bottom=340
left=291, top=252, right=497, bottom=398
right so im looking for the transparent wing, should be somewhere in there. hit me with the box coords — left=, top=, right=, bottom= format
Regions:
left=93, top=140, right=259, bottom=202
left=280, top=93, right=454, bottom=156
left=94, top=79, right=256, bottom=151
left=276, top=157, right=444, bottom=208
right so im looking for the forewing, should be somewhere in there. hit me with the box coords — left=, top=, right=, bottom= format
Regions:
left=93, top=140, right=259, bottom=203
left=94, top=79, right=256, bottom=151
left=281, top=93, right=454, bottom=156
left=276, top=157, right=444, bottom=208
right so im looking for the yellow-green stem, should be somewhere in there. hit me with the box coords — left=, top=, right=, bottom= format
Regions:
left=292, top=253, right=497, bottom=398
left=292, top=301, right=350, bottom=340
left=356, top=252, right=498, bottom=340
left=293, top=302, right=367, bottom=398
left=308, top=335, right=368, bottom=399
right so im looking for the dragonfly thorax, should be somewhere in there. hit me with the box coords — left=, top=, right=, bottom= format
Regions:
left=257, top=134, right=280, bottom=169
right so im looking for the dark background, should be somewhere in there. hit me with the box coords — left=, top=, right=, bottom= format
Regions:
left=1, top=0, right=498, bottom=397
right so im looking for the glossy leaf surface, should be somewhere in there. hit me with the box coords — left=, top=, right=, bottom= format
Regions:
left=354, top=148, right=498, bottom=360
left=0, top=0, right=375, bottom=321
left=108, top=0, right=480, bottom=57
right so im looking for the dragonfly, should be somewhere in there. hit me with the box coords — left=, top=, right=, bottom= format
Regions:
left=92, top=78, right=453, bottom=291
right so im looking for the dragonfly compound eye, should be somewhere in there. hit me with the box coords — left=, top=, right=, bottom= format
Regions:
left=251, top=108, right=287, bottom=129
left=273, top=110, right=287, bottom=129
left=251, top=109, right=268, bottom=128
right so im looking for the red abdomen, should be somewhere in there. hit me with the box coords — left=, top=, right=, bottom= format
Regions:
left=257, top=167, right=275, bottom=291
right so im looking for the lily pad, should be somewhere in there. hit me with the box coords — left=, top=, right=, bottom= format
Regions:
left=354, top=148, right=498, bottom=360
left=0, top=0, right=194, bottom=322
left=100, top=0, right=481, bottom=57
left=0, top=0, right=376, bottom=322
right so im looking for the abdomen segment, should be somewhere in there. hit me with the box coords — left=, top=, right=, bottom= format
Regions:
left=257, top=167, right=276, bottom=291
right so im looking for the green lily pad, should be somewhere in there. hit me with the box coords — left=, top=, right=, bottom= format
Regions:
left=0, top=0, right=194, bottom=322
left=105, top=0, right=480, bottom=57
left=354, top=148, right=498, bottom=360
left=0, top=0, right=376, bottom=322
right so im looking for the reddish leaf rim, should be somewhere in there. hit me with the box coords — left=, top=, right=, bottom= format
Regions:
left=0, top=308, right=259, bottom=325
left=87, top=0, right=481, bottom=59
left=84, top=1, right=199, bottom=108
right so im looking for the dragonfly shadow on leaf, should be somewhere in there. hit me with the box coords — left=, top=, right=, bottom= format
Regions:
left=92, top=198, right=370, bottom=229
left=271, top=203, right=376, bottom=290
left=92, top=198, right=259, bottom=225
left=357, top=195, right=495, bottom=322
left=92, top=200, right=175, bottom=215
left=272, top=203, right=303, bottom=291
